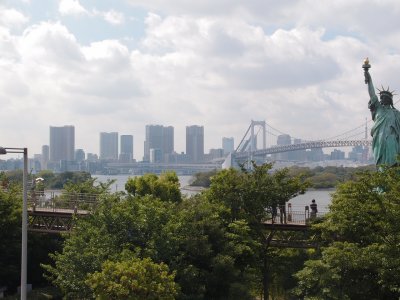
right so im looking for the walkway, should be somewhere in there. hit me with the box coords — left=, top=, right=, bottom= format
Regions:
left=27, top=191, right=98, bottom=233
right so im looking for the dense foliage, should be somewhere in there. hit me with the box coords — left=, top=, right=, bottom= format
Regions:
left=7, top=164, right=398, bottom=299
left=0, top=182, right=63, bottom=295
left=0, top=170, right=93, bottom=190
left=86, top=255, right=179, bottom=300
left=0, top=185, right=22, bottom=290
left=42, top=164, right=309, bottom=299
left=125, top=171, right=182, bottom=202
left=294, top=165, right=400, bottom=299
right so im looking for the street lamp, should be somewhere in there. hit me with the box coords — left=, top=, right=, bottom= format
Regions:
left=0, top=147, right=28, bottom=300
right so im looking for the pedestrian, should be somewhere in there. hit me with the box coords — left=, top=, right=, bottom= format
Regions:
left=310, top=199, right=318, bottom=218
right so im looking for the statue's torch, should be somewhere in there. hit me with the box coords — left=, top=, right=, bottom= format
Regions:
left=363, top=57, right=371, bottom=84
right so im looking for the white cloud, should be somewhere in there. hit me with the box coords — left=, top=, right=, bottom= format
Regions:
left=0, top=6, right=28, bottom=28
left=59, top=0, right=88, bottom=16
left=95, top=9, right=125, bottom=25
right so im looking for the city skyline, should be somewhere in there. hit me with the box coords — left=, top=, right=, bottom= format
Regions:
left=44, top=123, right=229, bottom=161
left=0, top=1, right=399, bottom=159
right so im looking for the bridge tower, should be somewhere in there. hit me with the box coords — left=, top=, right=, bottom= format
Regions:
left=250, top=120, right=267, bottom=152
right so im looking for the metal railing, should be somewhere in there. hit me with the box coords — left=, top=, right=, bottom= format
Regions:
left=268, top=203, right=327, bottom=225
left=28, top=191, right=99, bottom=213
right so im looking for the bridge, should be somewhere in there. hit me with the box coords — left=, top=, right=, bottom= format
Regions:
left=222, top=119, right=372, bottom=168
left=26, top=190, right=326, bottom=245
left=27, top=191, right=98, bottom=233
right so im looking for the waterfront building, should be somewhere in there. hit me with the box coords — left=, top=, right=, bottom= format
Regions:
left=41, top=145, right=49, bottom=170
left=120, top=135, right=134, bottom=162
left=289, top=138, right=307, bottom=161
left=75, top=149, right=85, bottom=162
left=163, top=126, right=174, bottom=158
left=150, top=148, right=163, bottom=163
left=206, top=148, right=224, bottom=161
left=186, top=125, right=204, bottom=163
left=87, top=153, right=98, bottom=161
left=49, top=125, right=75, bottom=163
left=307, top=148, right=324, bottom=162
left=330, top=149, right=345, bottom=160
left=100, top=132, right=118, bottom=160
left=144, top=125, right=174, bottom=162
left=275, top=134, right=291, bottom=161
left=222, top=137, right=234, bottom=155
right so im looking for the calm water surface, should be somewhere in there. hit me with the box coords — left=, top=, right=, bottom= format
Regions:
left=94, top=174, right=333, bottom=211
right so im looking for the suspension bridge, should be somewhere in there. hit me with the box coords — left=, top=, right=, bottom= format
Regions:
left=222, top=119, right=372, bottom=168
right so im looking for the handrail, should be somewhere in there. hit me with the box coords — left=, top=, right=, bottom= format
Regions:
left=27, top=191, right=100, bottom=212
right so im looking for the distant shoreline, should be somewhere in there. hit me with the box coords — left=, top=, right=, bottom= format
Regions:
left=181, top=185, right=206, bottom=192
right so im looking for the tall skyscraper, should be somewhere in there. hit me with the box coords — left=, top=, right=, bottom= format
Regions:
left=144, top=125, right=174, bottom=162
left=41, top=145, right=49, bottom=170
left=276, top=134, right=291, bottom=161
left=100, top=132, right=118, bottom=160
left=222, top=137, right=234, bottom=155
left=50, top=125, right=75, bottom=162
left=163, top=126, right=174, bottom=156
left=186, top=125, right=204, bottom=163
left=120, top=135, right=134, bottom=162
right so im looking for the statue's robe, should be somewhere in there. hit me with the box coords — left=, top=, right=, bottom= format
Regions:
left=369, top=95, right=400, bottom=166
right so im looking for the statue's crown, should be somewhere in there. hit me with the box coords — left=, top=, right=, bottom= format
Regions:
left=377, top=85, right=395, bottom=98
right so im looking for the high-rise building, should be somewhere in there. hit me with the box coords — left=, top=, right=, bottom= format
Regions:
left=41, top=145, right=49, bottom=170
left=222, top=137, right=234, bottom=155
left=75, top=149, right=85, bottom=162
left=331, top=149, right=345, bottom=160
left=276, top=134, right=291, bottom=161
left=186, top=125, right=204, bottom=163
left=163, top=126, right=174, bottom=157
left=289, top=138, right=307, bottom=161
left=50, top=125, right=75, bottom=162
left=144, top=125, right=174, bottom=162
left=100, top=132, right=118, bottom=160
left=120, top=135, right=134, bottom=162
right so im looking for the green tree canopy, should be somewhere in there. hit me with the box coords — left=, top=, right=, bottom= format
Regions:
left=125, top=171, right=182, bottom=202
left=294, top=166, right=400, bottom=299
left=86, top=256, right=178, bottom=300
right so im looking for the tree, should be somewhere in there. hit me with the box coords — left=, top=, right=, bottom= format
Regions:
left=125, top=171, right=182, bottom=202
left=205, top=162, right=308, bottom=299
left=156, top=195, right=258, bottom=299
left=294, top=166, right=400, bottom=299
left=0, top=181, right=63, bottom=295
left=63, top=177, right=115, bottom=194
left=86, top=256, right=178, bottom=300
left=0, top=185, right=22, bottom=291
left=43, top=192, right=175, bottom=299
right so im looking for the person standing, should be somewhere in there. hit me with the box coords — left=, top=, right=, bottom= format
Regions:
left=310, top=199, right=318, bottom=218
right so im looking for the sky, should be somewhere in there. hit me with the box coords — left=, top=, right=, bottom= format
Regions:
left=1, top=0, right=400, bottom=160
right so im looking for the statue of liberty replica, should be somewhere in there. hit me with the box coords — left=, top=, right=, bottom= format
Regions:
left=364, top=58, right=400, bottom=166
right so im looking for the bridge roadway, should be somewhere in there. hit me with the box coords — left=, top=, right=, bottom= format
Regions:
left=234, top=139, right=372, bottom=159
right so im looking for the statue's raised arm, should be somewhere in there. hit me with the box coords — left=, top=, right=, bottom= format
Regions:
left=363, top=58, right=377, bottom=100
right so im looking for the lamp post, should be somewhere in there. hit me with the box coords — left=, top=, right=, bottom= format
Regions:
left=0, top=147, right=28, bottom=300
